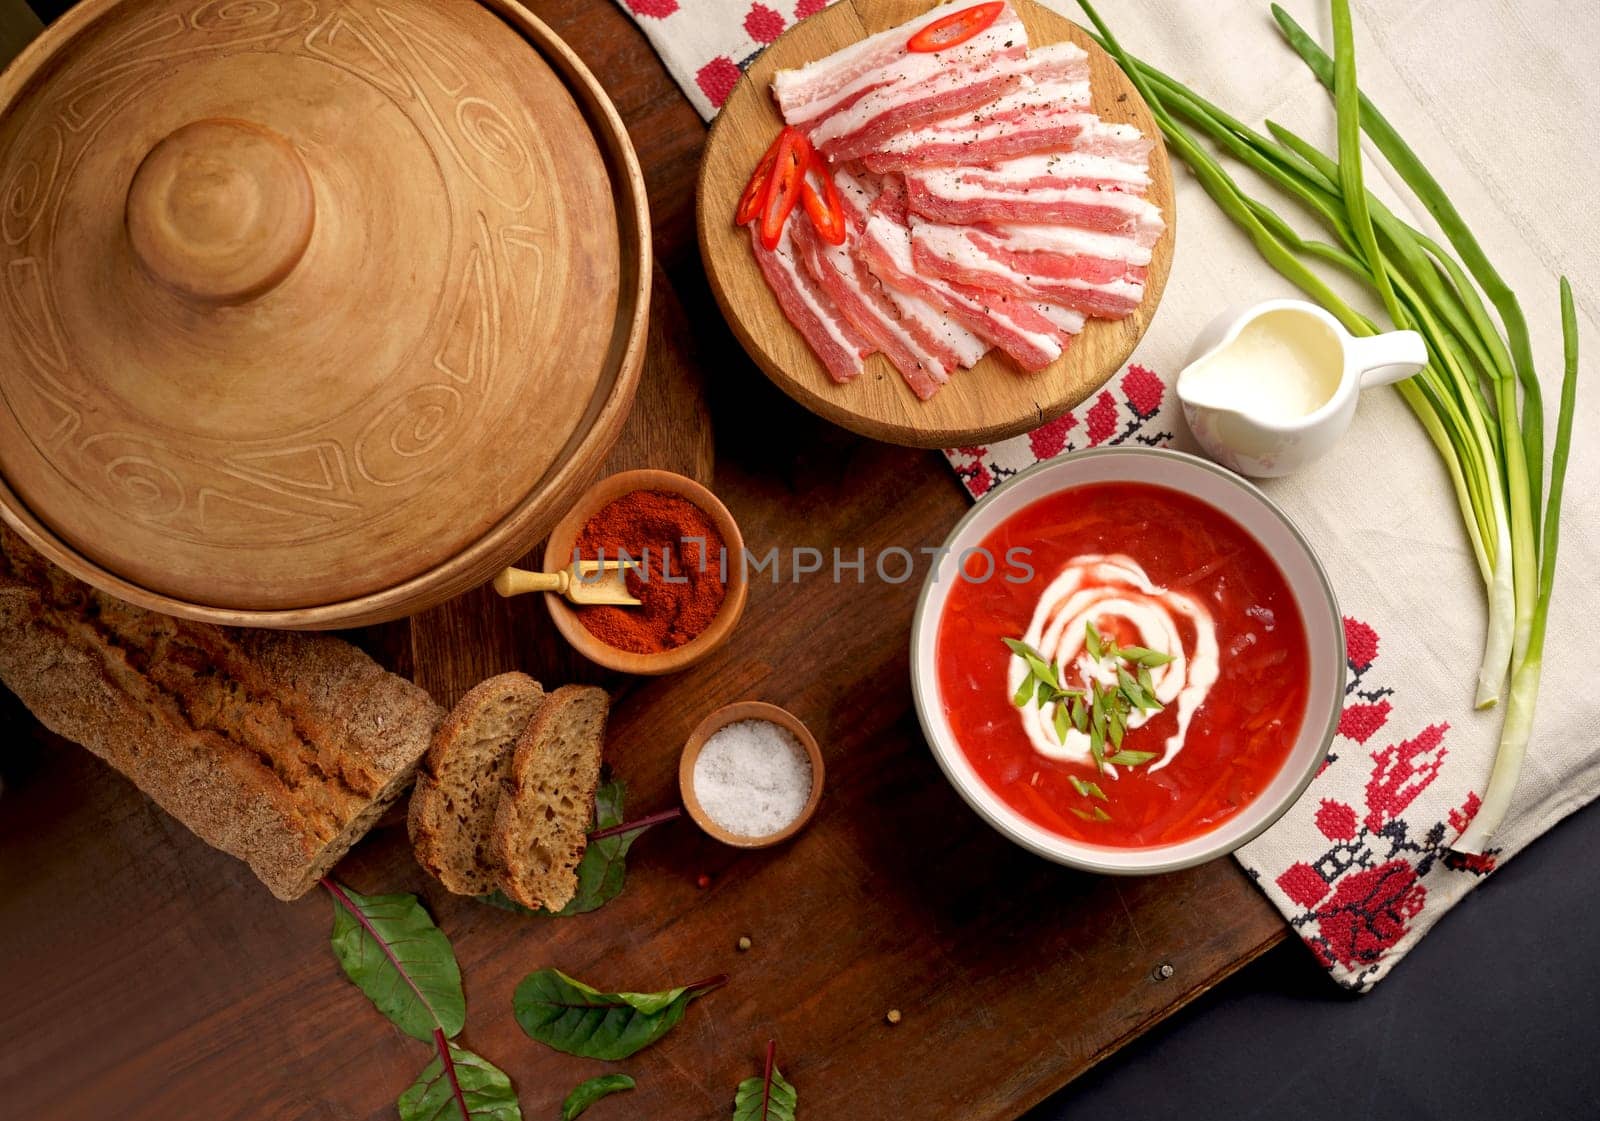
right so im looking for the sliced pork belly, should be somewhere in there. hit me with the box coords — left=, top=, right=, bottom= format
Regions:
left=910, top=216, right=1149, bottom=319
left=858, top=42, right=1093, bottom=172
left=1031, top=299, right=1088, bottom=336
left=811, top=64, right=1027, bottom=163
left=834, top=171, right=988, bottom=371
left=748, top=223, right=873, bottom=384
left=902, top=139, right=1164, bottom=238
left=791, top=206, right=960, bottom=401
left=882, top=284, right=990, bottom=371
left=772, top=2, right=1028, bottom=133
left=854, top=182, right=1066, bottom=372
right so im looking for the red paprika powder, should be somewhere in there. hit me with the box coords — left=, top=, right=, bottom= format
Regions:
left=572, top=490, right=727, bottom=654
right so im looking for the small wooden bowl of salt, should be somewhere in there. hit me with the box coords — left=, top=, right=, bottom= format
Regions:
left=679, top=702, right=824, bottom=848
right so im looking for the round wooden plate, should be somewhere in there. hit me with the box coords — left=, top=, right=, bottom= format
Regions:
left=697, top=0, right=1174, bottom=450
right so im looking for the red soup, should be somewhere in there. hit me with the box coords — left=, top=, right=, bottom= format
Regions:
left=937, top=482, right=1310, bottom=847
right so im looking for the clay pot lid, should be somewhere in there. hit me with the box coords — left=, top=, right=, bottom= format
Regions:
left=0, top=0, right=624, bottom=612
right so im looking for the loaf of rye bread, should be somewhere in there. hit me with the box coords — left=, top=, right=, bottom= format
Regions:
left=0, top=527, right=443, bottom=900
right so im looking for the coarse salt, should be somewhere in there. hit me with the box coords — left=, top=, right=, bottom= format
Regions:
left=692, top=719, right=812, bottom=838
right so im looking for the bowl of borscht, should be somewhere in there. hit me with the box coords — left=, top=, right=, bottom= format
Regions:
left=911, top=448, right=1344, bottom=874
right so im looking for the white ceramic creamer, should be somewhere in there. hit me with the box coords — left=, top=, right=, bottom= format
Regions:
left=1177, top=299, right=1428, bottom=477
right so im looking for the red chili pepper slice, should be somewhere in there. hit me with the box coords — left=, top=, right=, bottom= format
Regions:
left=800, top=152, right=846, bottom=246
left=758, top=127, right=811, bottom=251
left=734, top=129, right=786, bottom=227
left=906, top=2, right=1005, bottom=53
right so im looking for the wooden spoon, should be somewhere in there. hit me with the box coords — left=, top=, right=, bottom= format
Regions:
left=492, top=561, right=641, bottom=606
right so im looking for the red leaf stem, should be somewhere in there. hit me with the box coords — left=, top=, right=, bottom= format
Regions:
left=760, top=1039, right=777, bottom=1119
left=687, top=973, right=730, bottom=997
left=587, top=806, right=684, bottom=842
left=321, top=877, right=445, bottom=1028
left=432, top=1028, right=471, bottom=1120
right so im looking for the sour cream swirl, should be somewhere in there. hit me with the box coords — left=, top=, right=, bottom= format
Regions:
left=1007, top=555, right=1219, bottom=773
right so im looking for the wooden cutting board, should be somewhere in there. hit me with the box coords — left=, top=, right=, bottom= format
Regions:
left=0, top=267, right=1283, bottom=1121
left=697, top=0, right=1175, bottom=449
left=0, top=4, right=1286, bottom=1120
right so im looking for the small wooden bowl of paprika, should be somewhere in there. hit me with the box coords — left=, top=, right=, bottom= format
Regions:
left=543, top=469, right=748, bottom=675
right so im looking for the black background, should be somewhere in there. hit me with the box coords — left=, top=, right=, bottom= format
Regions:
left=13, top=1, right=1600, bottom=1117
left=1031, top=803, right=1600, bottom=1121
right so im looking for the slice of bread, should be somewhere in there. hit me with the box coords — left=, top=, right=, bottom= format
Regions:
left=408, top=672, right=545, bottom=896
left=492, top=684, right=609, bottom=912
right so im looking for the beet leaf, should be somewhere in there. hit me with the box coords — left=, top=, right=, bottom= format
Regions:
left=561, top=1074, right=636, bottom=1120
left=398, top=1033, right=521, bottom=1121
left=512, top=968, right=726, bottom=1060
left=325, top=879, right=465, bottom=1042
left=733, top=1040, right=797, bottom=1121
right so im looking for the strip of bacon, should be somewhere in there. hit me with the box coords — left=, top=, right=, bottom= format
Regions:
left=910, top=216, right=1148, bottom=319
left=748, top=222, right=872, bottom=384
left=809, top=35, right=1110, bottom=164
left=772, top=2, right=1028, bottom=133
left=973, top=218, right=1156, bottom=266
left=853, top=181, right=1067, bottom=372
left=807, top=65, right=1024, bottom=163
left=1031, top=299, right=1087, bottom=337
left=903, top=143, right=1164, bottom=237
left=863, top=92, right=1090, bottom=172
left=791, top=190, right=976, bottom=401
left=858, top=42, right=1092, bottom=171
left=834, top=171, right=988, bottom=372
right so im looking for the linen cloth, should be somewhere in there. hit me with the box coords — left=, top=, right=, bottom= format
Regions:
left=617, top=0, right=1600, bottom=989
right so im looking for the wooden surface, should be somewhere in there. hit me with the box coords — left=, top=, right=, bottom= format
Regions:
left=0, top=4, right=1287, bottom=1121
left=0, top=0, right=651, bottom=629
left=697, top=0, right=1175, bottom=448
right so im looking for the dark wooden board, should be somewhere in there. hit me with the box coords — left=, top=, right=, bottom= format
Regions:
left=0, top=4, right=1288, bottom=1120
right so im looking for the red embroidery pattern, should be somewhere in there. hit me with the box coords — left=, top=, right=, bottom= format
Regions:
left=1314, top=798, right=1360, bottom=842
left=1339, top=699, right=1392, bottom=744
left=695, top=56, right=742, bottom=110
left=1345, top=617, right=1380, bottom=671
left=1364, top=723, right=1449, bottom=833
left=944, top=364, right=1174, bottom=498
left=1269, top=618, right=1499, bottom=987
left=744, top=2, right=786, bottom=42
left=1312, top=860, right=1428, bottom=971
left=624, top=0, right=679, bottom=17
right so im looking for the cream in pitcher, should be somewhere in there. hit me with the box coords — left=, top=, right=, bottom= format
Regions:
left=1177, top=299, right=1428, bottom=477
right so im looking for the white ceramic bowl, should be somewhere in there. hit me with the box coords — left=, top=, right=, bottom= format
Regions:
left=910, top=448, right=1345, bottom=875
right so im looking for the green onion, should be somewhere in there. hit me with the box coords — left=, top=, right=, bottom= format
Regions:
left=1077, top=0, right=1579, bottom=852
left=1271, top=5, right=1546, bottom=531
left=1455, top=281, right=1579, bottom=852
